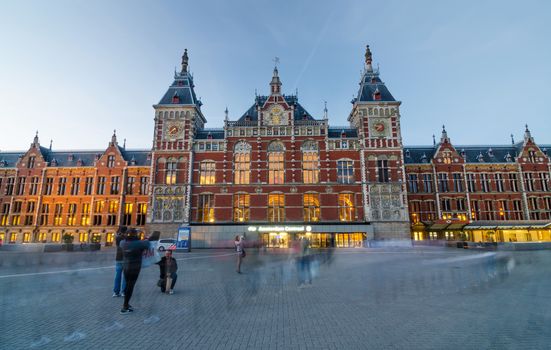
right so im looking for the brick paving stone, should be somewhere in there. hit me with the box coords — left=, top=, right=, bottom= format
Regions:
left=1, top=248, right=551, bottom=349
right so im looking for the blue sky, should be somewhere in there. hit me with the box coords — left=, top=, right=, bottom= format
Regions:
left=1, top=0, right=550, bottom=150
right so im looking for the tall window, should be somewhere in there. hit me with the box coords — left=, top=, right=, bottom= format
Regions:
left=377, top=159, right=389, bottom=183
left=67, top=204, right=77, bottom=226
left=70, top=177, right=80, bottom=195
left=337, top=160, right=354, bottom=184
left=303, top=193, right=320, bottom=222
left=437, top=173, right=449, bottom=192
left=81, top=203, right=90, bottom=226
left=126, top=176, right=135, bottom=195
left=57, top=177, right=66, bottom=195
left=5, top=177, right=15, bottom=195
left=452, top=173, right=463, bottom=192
left=84, top=177, right=94, bottom=195
left=509, top=173, right=519, bottom=192
left=166, top=161, right=177, bottom=185
left=198, top=193, right=215, bottom=223
left=525, top=173, right=535, bottom=192
left=540, top=172, right=549, bottom=192
left=27, top=156, right=36, bottom=168
left=16, top=177, right=26, bottom=195
left=480, top=173, right=491, bottom=192
left=234, top=142, right=251, bottom=184
left=407, top=174, right=418, bottom=193
left=529, top=197, right=539, bottom=220
left=233, top=193, right=250, bottom=222
left=110, top=176, right=120, bottom=195
left=54, top=204, right=63, bottom=226
left=39, top=203, right=49, bottom=225
left=96, top=177, right=106, bottom=195
left=107, top=200, right=118, bottom=225
left=139, top=177, right=148, bottom=195
left=199, top=161, right=216, bottom=185
left=466, top=173, right=476, bottom=193
left=268, top=193, right=285, bottom=222
left=93, top=200, right=104, bottom=226
left=422, top=174, right=433, bottom=193
left=302, top=141, right=319, bottom=184
left=338, top=193, right=355, bottom=221
left=136, top=203, right=147, bottom=226
left=268, top=142, right=285, bottom=184
left=495, top=173, right=504, bottom=192
left=107, top=155, right=116, bottom=168
left=123, top=203, right=133, bottom=226
left=29, top=176, right=39, bottom=195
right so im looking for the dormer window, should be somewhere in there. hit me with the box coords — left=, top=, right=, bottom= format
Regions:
left=371, top=77, right=377, bottom=84
left=504, top=153, right=513, bottom=162
left=405, top=149, right=410, bottom=158
left=303, top=113, right=308, bottom=120
left=477, top=152, right=484, bottom=162
left=77, top=159, right=84, bottom=166
left=421, top=153, right=428, bottom=163
left=460, top=149, right=466, bottom=159
left=373, top=89, right=381, bottom=101
left=172, top=94, right=180, bottom=104
left=487, top=148, right=494, bottom=157
left=177, top=80, right=184, bottom=86
left=51, top=158, right=58, bottom=166
left=68, top=154, right=74, bottom=162
left=245, top=115, right=251, bottom=122
left=207, top=133, right=213, bottom=140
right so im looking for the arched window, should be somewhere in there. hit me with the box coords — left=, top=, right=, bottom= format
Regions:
left=337, top=160, right=354, bottom=184
left=233, top=193, right=250, bottom=222
left=301, top=141, right=319, bottom=184
left=339, top=193, right=355, bottom=222
left=199, top=161, right=216, bottom=185
left=268, top=193, right=285, bottom=222
left=303, top=193, right=320, bottom=222
left=234, top=142, right=251, bottom=184
left=268, top=141, right=285, bottom=184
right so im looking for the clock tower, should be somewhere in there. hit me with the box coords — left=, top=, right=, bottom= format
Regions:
left=148, top=49, right=206, bottom=235
left=348, top=45, right=409, bottom=240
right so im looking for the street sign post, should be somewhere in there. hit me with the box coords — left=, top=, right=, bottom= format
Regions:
left=176, top=226, right=191, bottom=252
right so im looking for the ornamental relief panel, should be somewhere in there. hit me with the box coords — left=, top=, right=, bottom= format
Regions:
left=368, top=184, right=404, bottom=221
left=152, top=194, right=185, bottom=223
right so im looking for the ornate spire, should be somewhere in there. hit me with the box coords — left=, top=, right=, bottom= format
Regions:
left=365, top=45, right=373, bottom=72
left=111, top=129, right=117, bottom=145
left=224, top=107, right=229, bottom=122
left=323, top=101, right=328, bottom=120
left=524, top=124, right=533, bottom=142
left=33, top=130, right=39, bottom=147
left=270, top=65, right=282, bottom=95
left=440, top=125, right=449, bottom=143
left=49, top=139, right=53, bottom=150
left=511, top=133, right=515, bottom=145
left=181, top=49, right=189, bottom=74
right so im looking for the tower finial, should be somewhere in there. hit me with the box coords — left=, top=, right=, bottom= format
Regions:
left=123, top=138, right=126, bottom=149
left=270, top=62, right=282, bottom=95
left=49, top=139, right=53, bottom=150
left=440, top=125, right=449, bottom=143
left=111, top=129, right=117, bottom=145
left=181, top=49, right=189, bottom=74
left=224, top=106, right=229, bottom=122
left=432, top=134, right=436, bottom=146
left=511, top=133, right=515, bottom=145
left=323, top=101, right=328, bottom=120
left=524, top=124, right=533, bottom=142
left=33, top=130, right=39, bottom=146
left=365, top=45, right=373, bottom=72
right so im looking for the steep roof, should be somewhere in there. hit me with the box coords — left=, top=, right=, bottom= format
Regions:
left=235, top=95, right=314, bottom=124
left=0, top=149, right=151, bottom=168
left=355, top=72, right=396, bottom=103
left=156, top=72, right=200, bottom=107
left=404, top=144, right=551, bottom=164
left=328, top=128, right=358, bottom=138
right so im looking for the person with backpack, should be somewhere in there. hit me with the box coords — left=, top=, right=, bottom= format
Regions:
left=120, top=228, right=150, bottom=314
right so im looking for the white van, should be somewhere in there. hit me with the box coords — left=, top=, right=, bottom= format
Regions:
left=157, top=239, right=176, bottom=252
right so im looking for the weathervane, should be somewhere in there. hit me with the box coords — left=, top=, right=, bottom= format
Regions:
left=273, top=56, right=280, bottom=68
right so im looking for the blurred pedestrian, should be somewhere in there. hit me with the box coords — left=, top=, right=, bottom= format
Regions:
left=298, top=236, right=312, bottom=287
left=112, top=226, right=127, bottom=297
left=235, top=235, right=245, bottom=273
left=120, top=228, right=149, bottom=314
left=156, top=250, right=178, bottom=294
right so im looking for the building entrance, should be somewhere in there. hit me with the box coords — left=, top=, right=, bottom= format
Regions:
left=262, top=232, right=289, bottom=248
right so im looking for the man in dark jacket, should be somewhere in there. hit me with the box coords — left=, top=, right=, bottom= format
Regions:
left=112, top=226, right=127, bottom=297
left=156, top=250, right=178, bottom=294
left=120, top=228, right=150, bottom=314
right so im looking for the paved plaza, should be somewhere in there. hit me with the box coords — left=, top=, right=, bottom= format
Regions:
left=1, top=247, right=551, bottom=349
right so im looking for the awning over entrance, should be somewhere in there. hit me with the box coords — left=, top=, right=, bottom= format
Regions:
left=425, top=220, right=469, bottom=231
left=463, top=221, right=551, bottom=230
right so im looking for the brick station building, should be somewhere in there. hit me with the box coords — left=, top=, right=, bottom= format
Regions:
left=1, top=46, right=550, bottom=247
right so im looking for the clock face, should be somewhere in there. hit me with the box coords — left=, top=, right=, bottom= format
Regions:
left=166, top=122, right=182, bottom=139
left=374, top=122, right=385, bottom=132
left=267, top=105, right=284, bottom=125
left=370, top=118, right=389, bottom=137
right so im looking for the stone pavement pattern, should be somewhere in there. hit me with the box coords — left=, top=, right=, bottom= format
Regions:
left=1, top=248, right=551, bottom=349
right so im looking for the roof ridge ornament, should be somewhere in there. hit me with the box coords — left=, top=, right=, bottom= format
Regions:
left=524, top=123, right=533, bottom=143
left=181, top=49, right=189, bottom=74
left=365, top=45, right=373, bottom=72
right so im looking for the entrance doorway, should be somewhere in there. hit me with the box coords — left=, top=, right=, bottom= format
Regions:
left=262, top=232, right=289, bottom=248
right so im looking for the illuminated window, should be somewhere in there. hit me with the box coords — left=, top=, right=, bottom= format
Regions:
left=106, top=232, right=114, bottom=243
left=9, top=232, right=17, bottom=243
left=93, top=201, right=104, bottom=226
left=54, top=204, right=63, bottom=226
left=79, top=232, right=88, bottom=243
left=199, top=161, right=216, bottom=185
left=107, top=200, right=118, bottom=226
left=268, top=142, right=285, bottom=184
left=67, top=203, right=77, bottom=226
left=38, top=232, right=47, bottom=242
left=122, top=203, right=133, bottom=226
left=110, top=176, right=120, bottom=195
left=268, top=193, right=285, bottom=222
left=337, top=160, right=354, bottom=184
left=136, top=203, right=147, bottom=226
left=302, top=141, right=319, bottom=184
left=198, top=193, right=215, bottom=223
left=303, top=193, right=320, bottom=222
left=23, top=232, right=31, bottom=243
left=234, top=142, right=251, bottom=184
left=338, top=193, right=355, bottom=221
left=81, top=203, right=90, bottom=226
left=166, top=161, right=177, bottom=185
left=51, top=232, right=60, bottom=242
left=233, top=193, right=250, bottom=222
